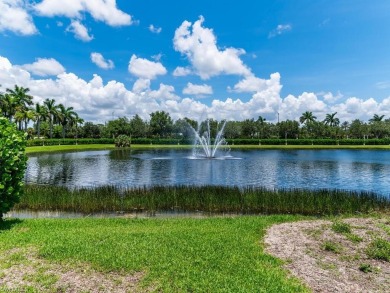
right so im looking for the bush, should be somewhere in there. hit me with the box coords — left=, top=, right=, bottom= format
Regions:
left=115, top=135, right=131, bottom=147
left=0, top=118, right=27, bottom=220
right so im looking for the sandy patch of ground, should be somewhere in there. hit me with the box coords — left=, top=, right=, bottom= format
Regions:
left=0, top=248, right=147, bottom=292
left=264, top=217, right=390, bottom=293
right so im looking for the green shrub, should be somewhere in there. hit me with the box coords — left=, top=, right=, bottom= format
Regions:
left=115, top=135, right=131, bottom=147
left=0, top=118, right=27, bottom=220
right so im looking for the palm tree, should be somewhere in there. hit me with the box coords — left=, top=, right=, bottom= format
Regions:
left=73, top=115, right=84, bottom=142
left=34, top=103, right=48, bottom=137
left=1, top=93, right=17, bottom=121
left=299, top=111, right=317, bottom=125
left=369, top=114, right=385, bottom=123
left=256, top=116, right=267, bottom=139
left=324, top=112, right=340, bottom=127
left=6, top=85, right=33, bottom=110
left=44, top=98, right=59, bottom=139
left=58, top=104, right=77, bottom=138
left=14, top=108, right=35, bottom=131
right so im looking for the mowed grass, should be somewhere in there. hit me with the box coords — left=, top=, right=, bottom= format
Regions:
left=26, top=143, right=390, bottom=154
left=0, top=216, right=309, bottom=292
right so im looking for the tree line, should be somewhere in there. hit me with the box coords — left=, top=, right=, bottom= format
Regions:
left=1, top=85, right=390, bottom=140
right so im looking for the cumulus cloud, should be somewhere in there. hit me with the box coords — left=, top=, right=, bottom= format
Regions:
left=149, top=24, right=162, bottom=34
left=21, top=58, right=65, bottom=76
left=128, top=55, right=167, bottom=80
left=320, top=91, right=343, bottom=103
left=173, top=66, right=192, bottom=77
left=1, top=55, right=389, bottom=124
left=132, top=78, right=151, bottom=93
left=66, top=20, right=93, bottom=41
left=269, top=24, right=292, bottom=38
left=34, top=0, right=132, bottom=26
left=183, top=82, right=213, bottom=96
left=232, top=75, right=269, bottom=93
left=0, top=0, right=37, bottom=35
left=90, top=52, right=114, bottom=69
left=173, top=16, right=251, bottom=79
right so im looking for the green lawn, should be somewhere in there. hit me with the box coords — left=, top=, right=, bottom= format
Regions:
left=0, top=216, right=309, bottom=292
left=26, top=143, right=390, bottom=154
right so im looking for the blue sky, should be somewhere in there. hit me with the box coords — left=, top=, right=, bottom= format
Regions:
left=1, top=0, right=390, bottom=123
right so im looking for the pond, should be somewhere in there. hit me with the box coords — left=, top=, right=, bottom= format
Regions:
left=25, top=149, right=390, bottom=196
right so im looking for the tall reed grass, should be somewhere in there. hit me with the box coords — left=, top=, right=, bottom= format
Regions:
left=17, top=185, right=390, bottom=216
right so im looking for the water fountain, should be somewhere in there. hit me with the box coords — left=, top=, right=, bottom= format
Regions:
left=190, top=119, right=230, bottom=159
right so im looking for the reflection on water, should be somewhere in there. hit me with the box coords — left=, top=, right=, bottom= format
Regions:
left=25, top=149, right=390, bottom=196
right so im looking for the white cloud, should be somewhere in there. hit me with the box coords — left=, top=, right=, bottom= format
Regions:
left=21, top=58, right=65, bottom=76
left=34, top=0, right=132, bottom=26
left=90, top=52, right=114, bottom=69
left=66, top=20, right=93, bottom=41
left=149, top=83, right=180, bottom=101
left=149, top=24, right=162, bottom=34
left=128, top=55, right=167, bottom=80
left=183, top=82, right=213, bottom=96
left=1, top=55, right=390, bottom=124
left=269, top=24, right=292, bottom=38
left=320, top=91, right=343, bottom=103
left=151, top=53, right=163, bottom=62
left=173, top=66, right=192, bottom=77
left=173, top=16, right=251, bottom=79
left=132, top=78, right=150, bottom=93
left=376, top=81, right=390, bottom=89
left=0, top=0, right=37, bottom=35
left=233, top=75, right=269, bottom=93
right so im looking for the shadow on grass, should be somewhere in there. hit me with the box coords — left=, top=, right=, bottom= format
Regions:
left=0, top=218, right=23, bottom=232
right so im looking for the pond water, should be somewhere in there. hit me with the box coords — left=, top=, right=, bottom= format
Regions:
left=25, top=149, right=390, bottom=196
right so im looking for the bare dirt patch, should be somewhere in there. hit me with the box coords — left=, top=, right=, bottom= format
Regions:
left=0, top=247, right=147, bottom=292
left=264, top=217, right=390, bottom=293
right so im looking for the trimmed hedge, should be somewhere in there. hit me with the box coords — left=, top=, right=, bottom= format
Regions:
left=26, top=137, right=390, bottom=147
left=228, top=138, right=390, bottom=145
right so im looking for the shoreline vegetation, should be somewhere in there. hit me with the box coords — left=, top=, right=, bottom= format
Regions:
left=16, top=185, right=390, bottom=216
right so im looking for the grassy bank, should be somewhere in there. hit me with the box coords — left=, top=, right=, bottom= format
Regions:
left=17, top=185, right=390, bottom=216
left=0, top=216, right=309, bottom=292
left=26, top=143, right=390, bottom=154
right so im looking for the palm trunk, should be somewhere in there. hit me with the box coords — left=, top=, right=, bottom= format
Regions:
left=37, top=118, right=41, bottom=137
left=49, top=115, right=53, bottom=139
left=62, top=124, right=66, bottom=139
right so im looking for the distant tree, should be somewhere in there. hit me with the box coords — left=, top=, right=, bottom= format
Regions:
left=324, top=112, right=340, bottom=127
left=105, top=117, right=132, bottom=138
left=149, top=111, right=173, bottom=138
left=173, top=118, right=194, bottom=139
left=224, top=121, right=241, bottom=139
left=241, top=118, right=257, bottom=138
left=278, top=120, right=300, bottom=139
left=369, top=114, right=385, bottom=123
left=130, top=114, right=147, bottom=138
left=43, top=98, right=59, bottom=139
left=299, top=111, right=317, bottom=125
left=256, top=116, right=268, bottom=139
left=348, top=119, right=366, bottom=139
left=34, top=103, right=47, bottom=137
left=58, top=104, right=77, bottom=138
left=82, top=122, right=101, bottom=138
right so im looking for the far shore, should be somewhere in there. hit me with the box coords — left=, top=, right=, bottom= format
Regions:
left=26, top=143, right=390, bottom=154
